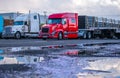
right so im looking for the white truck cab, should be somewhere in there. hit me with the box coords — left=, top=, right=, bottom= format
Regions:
left=2, top=13, right=40, bottom=39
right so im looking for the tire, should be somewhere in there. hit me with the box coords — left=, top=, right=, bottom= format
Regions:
left=1, top=35, right=4, bottom=39
left=87, top=32, right=92, bottom=39
left=58, top=32, right=63, bottom=40
left=116, top=33, right=120, bottom=39
left=110, top=32, right=116, bottom=39
left=83, top=33, right=87, bottom=39
left=15, top=32, right=21, bottom=39
left=118, top=36, right=120, bottom=39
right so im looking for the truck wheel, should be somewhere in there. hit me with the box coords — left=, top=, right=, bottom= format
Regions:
left=117, top=36, right=120, bottom=39
left=83, top=33, right=87, bottom=39
left=116, top=34, right=120, bottom=39
left=87, top=32, right=92, bottom=39
left=15, top=32, right=21, bottom=39
left=111, top=32, right=117, bottom=39
left=1, top=35, right=4, bottom=39
left=58, top=32, right=63, bottom=40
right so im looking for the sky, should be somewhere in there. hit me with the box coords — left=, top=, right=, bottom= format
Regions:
left=0, top=0, right=120, bottom=19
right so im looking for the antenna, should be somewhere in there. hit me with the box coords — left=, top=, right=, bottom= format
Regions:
left=28, top=10, right=31, bottom=32
left=43, top=11, right=47, bottom=24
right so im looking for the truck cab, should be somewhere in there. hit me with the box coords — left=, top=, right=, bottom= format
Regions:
left=2, top=13, right=40, bottom=39
left=39, top=13, right=78, bottom=39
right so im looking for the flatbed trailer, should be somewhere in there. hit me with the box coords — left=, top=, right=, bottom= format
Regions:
left=78, top=16, right=120, bottom=39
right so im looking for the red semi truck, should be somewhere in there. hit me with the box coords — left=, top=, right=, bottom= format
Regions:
left=39, top=12, right=120, bottom=39
left=39, top=13, right=78, bottom=39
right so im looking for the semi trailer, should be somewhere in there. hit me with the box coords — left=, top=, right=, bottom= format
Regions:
left=39, top=12, right=120, bottom=39
left=0, top=16, right=4, bottom=37
left=2, top=13, right=40, bottom=39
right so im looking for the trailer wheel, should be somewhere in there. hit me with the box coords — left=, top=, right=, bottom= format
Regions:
left=15, top=32, right=21, bottom=39
left=110, top=32, right=117, bottom=39
left=87, top=32, right=92, bottom=39
left=83, top=33, right=87, bottom=39
left=117, top=36, right=120, bottom=39
left=116, top=33, right=120, bottom=39
left=58, top=32, right=63, bottom=40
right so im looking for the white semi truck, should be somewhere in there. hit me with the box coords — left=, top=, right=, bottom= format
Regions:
left=2, top=13, right=41, bottom=39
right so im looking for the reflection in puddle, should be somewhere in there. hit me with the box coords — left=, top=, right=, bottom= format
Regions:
left=77, top=57, right=120, bottom=78
left=0, top=55, right=120, bottom=78
left=0, top=44, right=119, bottom=78
left=3, top=46, right=42, bottom=53
left=0, top=50, right=3, bottom=53
left=0, top=56, right=4, bottom=61
left=0, top=44, right=119, bottom=56
left=0, top=56, right=45, bottom=65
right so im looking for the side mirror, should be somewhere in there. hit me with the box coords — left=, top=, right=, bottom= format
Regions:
left=62, top=19, right=67, bottom=25
left=64, top=21, right=66, bottom=24
left=25, top=22, right=28, bottom=25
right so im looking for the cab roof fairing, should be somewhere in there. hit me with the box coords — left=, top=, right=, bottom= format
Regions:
left=49, top=13, right=78, bottom=19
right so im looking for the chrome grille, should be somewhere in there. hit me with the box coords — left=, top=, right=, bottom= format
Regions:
left=5, top=27, right=11, bottom=33
left=42, top=28, right=49, bottom=33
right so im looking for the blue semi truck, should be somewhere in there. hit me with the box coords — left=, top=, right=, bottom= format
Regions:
left=0, top=16, right=3, bottom=37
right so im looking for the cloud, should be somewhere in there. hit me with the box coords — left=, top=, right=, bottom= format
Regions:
left=0, top=0, right=120, bottom=19
left=72, top=0, right=120, bottom=19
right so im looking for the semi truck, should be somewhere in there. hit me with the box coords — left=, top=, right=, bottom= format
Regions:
left=2, top=13, right=40, bottom=39
left=39, top=13, right=120, bottom=39
left=0, top=16, right=4, bottom=37
left=39, top=13, right=78, bottom=39
left=0, top=16, right=14, bottom=38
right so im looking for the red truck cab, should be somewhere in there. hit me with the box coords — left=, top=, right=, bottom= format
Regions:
left=39, top=13, right=78, bottom=39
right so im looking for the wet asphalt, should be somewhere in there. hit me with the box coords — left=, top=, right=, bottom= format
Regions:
left=0, top=39, right=120, bottom=78
left=0, top=39, right=120, bottom=47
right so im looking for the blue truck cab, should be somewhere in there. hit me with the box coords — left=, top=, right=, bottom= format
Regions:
left=0, top=16, right=3, bottom=37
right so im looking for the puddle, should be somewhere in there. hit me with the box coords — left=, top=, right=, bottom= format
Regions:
left=0, top=56, right=45, bottom=65
left=0, top=43, right=119, bottom=78
left=77, top=57, right=120, bottom=78
left=0, top=55, right=120, bottom=78
left=1, top=55, right=120, bottom=78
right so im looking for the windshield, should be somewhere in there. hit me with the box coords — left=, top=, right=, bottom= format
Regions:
left=47, top=18, right=62, bottom=24
left=14, top=21, right=24, bottom=25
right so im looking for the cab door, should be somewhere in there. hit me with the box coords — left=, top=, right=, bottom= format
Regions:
left=68, top=18, right=78, bottom=38
left=68, top=18, right=77, bottom=32
left=62, top=18, right=68, bottom=31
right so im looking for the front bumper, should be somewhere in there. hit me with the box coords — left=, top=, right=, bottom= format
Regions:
left=39, top=33, right=57, bottom=39
left=2, top=32, right=15, bottom=38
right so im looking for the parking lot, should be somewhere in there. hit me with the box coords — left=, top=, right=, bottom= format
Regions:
left=0, top=39, right=120, bottom=78
left=0, top=39, right=120, bottom=47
